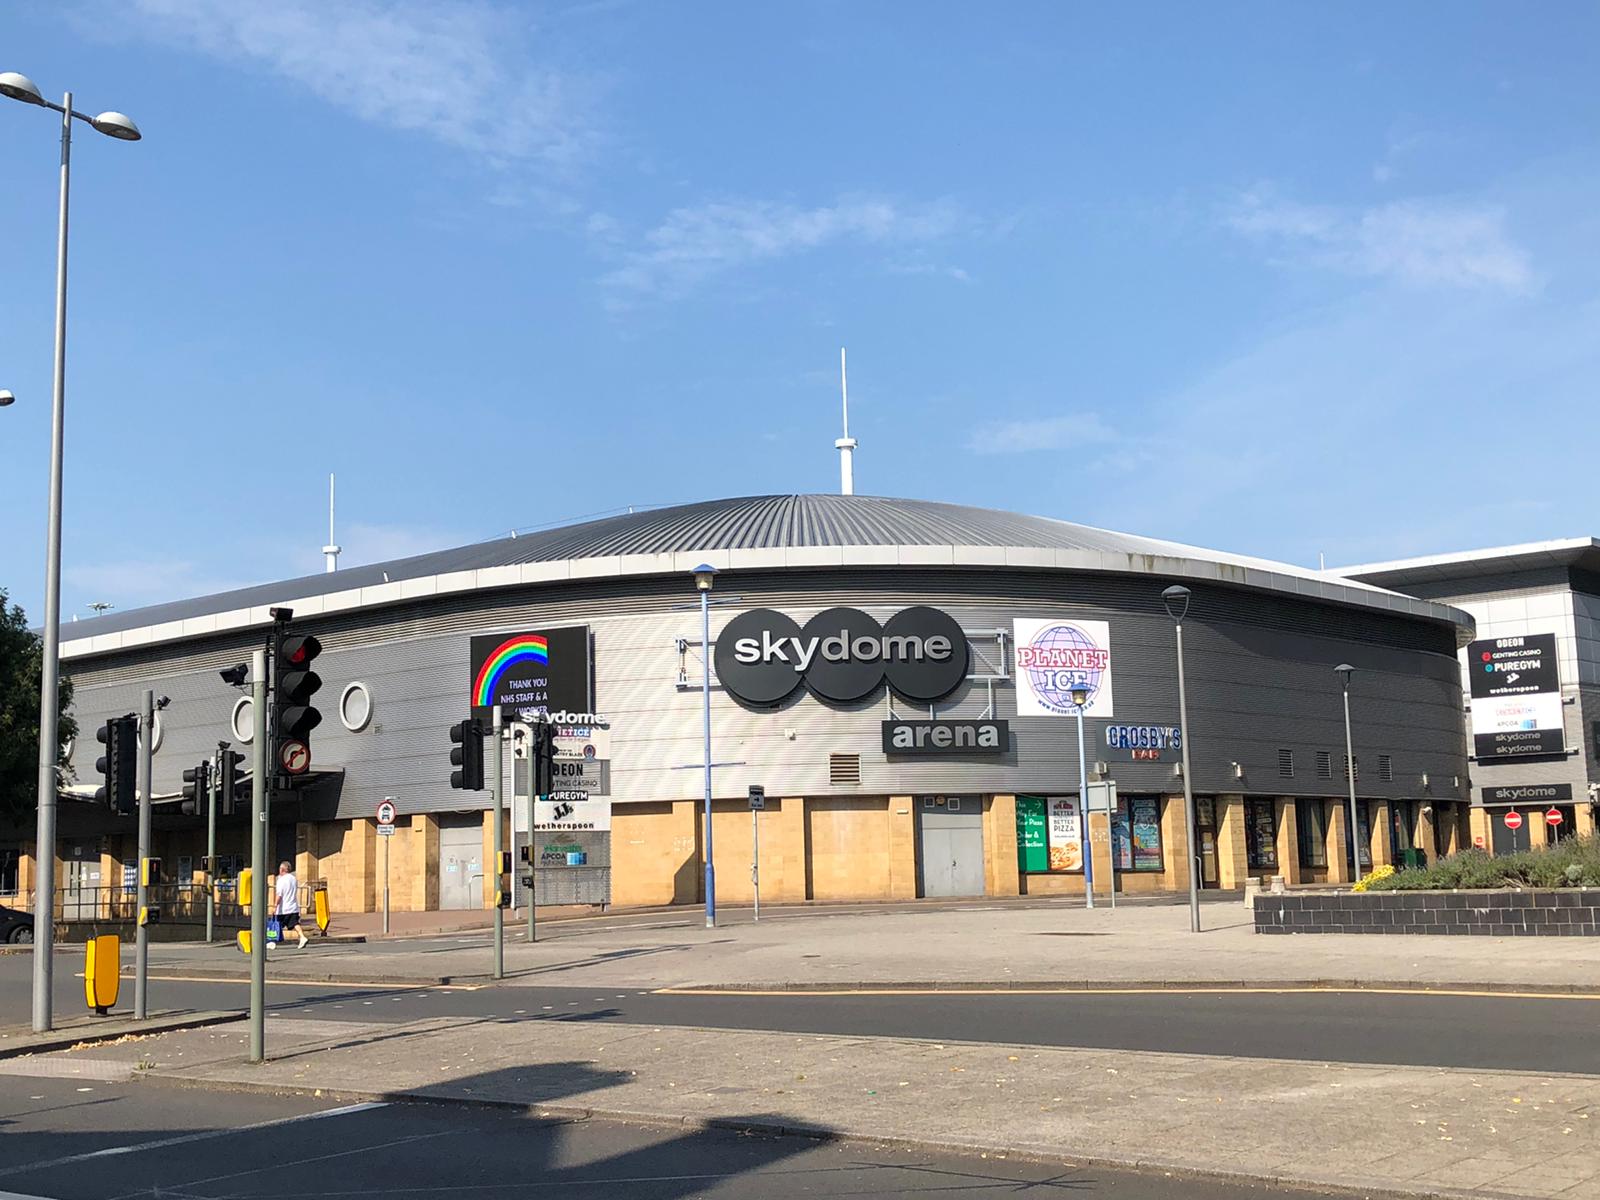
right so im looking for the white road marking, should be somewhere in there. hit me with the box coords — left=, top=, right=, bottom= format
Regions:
left=0, top=1102, right=388, bottom=1179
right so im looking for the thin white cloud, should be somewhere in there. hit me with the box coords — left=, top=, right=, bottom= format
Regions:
left=602, top=195, right=969, bottom=300
left=1225, top=187, right=1535, bottom=292
left=114, top=0, right=597, bottom=168
left=968, top=413, right=1119, bottom=455
left=64, top=559, right=252, bottom=608
left=340, top=522, right=470, bottom=567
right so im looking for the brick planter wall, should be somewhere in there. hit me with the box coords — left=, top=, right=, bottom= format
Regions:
left=1253, top=889, right=1600, bottom=935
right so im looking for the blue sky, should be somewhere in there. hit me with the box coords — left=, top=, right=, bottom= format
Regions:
left=2, top=2, right=1598, bottom=621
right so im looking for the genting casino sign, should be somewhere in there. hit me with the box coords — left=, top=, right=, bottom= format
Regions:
left=714, top=606, right=969, bottom=705
left=1013, top=618, right=1115, bottom=717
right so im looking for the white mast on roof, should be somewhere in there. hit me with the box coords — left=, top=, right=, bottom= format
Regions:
left=834, top=347, right=857, bottom=496
left=323, top=473, right=342, bottom=573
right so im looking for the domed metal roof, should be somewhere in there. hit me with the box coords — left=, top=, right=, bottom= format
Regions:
left=60, top=494, right=1472, bottom=651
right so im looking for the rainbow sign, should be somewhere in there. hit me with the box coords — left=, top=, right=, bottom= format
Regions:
left=472, top=634, right=549, bottom=708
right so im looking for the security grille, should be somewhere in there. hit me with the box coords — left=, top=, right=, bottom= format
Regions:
left=1277, top=749, right=1294, bottom=778
left=829, top=753, right=861, bottom=786
left=1378, top=754, right=1393, bottom=782
left=1315, top=750, right=1333, bottom=779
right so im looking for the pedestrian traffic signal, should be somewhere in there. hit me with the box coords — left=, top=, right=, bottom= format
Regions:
left=531, top=718, right=555, bottom=798
left=449, top=718, right=484, bottom=790
left=218, top=748, right=245, bottom=816
left=274, top=630, right=324, bottom=742
left=181, top=761, right=210, bottom=817
left=94, top=714, right=137, bottom=815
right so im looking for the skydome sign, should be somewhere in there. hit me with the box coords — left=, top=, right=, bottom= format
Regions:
left=714, top=606, right=969, bottom=705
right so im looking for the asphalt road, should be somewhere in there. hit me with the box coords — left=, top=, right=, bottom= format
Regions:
left=0, top=1076, right=1338, bottom=1200
left=5, top=952, right=1598, bottom=1074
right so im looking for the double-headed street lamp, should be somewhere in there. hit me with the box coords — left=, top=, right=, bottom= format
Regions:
left=2, top=70, right=142, bottom=1033
left=1335, top=665, right=1363, bottom=882
left=1162, top=585, right=1202, bottom=933
left=693, top=564, right=718, bottom=928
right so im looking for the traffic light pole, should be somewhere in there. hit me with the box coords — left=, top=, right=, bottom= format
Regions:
left=491, top=705, right=504, bottom=982
left=248, top=649, right=267, bottom=1064
left=134, top=688, right=153, bottom=1020
left=205, top=745, right=218, bottom=944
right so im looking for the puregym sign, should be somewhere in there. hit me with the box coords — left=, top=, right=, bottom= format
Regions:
left=714, top=606, right=969, bottom=705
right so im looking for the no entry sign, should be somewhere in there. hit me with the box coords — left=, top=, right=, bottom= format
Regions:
left=1546, top=808, right=1564, bottom=827
left=1503, top=810, right=1524, bottom=831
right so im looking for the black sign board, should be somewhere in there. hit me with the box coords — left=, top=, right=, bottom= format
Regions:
left=716, top=606, right=969, bottom=706
left=1473, top=728, right=1566, bottom=760
left=1482, top=783, right=1573, bottom=805
left=470, top=625, right=591, bottom=722
left=1468, top=634, right=1558, bottom=700
left=882, top=719, right=1010, bottom=756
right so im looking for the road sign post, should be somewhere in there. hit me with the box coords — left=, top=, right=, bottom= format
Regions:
left=1504, top=808, right=1524, bottom=853
left=749, top=786, right=765, bottom=922
left=377, top=799, right=397, bottom=934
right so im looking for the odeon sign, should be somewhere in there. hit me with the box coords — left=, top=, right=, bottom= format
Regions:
left=714, top=606, right=969, bottom=705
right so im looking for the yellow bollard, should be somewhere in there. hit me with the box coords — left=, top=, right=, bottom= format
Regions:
left=313, top=885, right=330, bottom=935
left=237, top=929, right=251, bottom=955
left=238, top=867, right=253, bottom=915
left=84, top=934, right=121, bottom=1015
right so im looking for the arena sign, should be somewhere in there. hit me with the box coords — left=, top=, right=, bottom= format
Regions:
left=1013, top=618, right=1115, bottom=717
left=715, top=605, right=969, bottom=705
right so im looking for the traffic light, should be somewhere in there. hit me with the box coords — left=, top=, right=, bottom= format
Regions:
left=219, top=748, right=245, bottom=816
left=449, top=718, right=484, bottom=790
left=95, top=714, right=137, bottom=815
left=181, top=760, right=210, bottom=817
left=274, top=629, right=324, bottom=743
left=531, top=719, right=555, bottom=798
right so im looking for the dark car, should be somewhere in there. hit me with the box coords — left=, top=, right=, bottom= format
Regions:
left=0, top=904, right=32, bottom=944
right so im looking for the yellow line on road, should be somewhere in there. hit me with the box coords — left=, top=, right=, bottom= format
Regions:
left=658, top=984, right=1600, bottom=1001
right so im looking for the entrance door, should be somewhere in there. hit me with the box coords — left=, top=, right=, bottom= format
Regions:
left=918, top=797, right=985, bottom=897
left=1547, top=805, right=1576, bottom=845
left=1194, top=797, right=1220, bottom=888
left=63, top=841, right=100, bottom=921
left=1490, top=808, right=1533, bottom=856
left=439, top=814, right=483, bottom=910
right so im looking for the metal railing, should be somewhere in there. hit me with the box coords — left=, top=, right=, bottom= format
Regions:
left=1, top=884, right=249, bottom=929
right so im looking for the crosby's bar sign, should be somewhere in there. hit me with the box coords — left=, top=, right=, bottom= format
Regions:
left=715, top=605, right=968, bottom=705
left=882, top=719, right=1010, bottom=756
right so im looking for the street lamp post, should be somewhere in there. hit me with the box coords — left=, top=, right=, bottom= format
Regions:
left=1069, top=684, right=1094, bottom=910
left=1162, top=585, right=1202, bottom=934
left=1335, top=665, right=1362, bottom=883
left=2, top=70, right=141, bottom=1033
left=693, top=564, right=718, bottom=928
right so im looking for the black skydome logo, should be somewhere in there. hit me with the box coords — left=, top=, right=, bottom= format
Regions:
left=713, top=606, right=969, bottom=706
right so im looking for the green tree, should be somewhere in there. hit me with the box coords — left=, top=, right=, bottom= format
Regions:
left=0, top=588, right=77, bottom=824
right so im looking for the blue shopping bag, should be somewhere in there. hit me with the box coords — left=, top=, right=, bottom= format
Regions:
left=265, top=917, right=281, bottom=943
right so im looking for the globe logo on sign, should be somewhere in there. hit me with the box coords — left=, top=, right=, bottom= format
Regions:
left=1017, top=623, right=1110, bottom=714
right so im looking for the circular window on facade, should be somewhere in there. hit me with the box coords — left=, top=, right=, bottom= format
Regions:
left=340, top=681, right=373, bottom=732
left=231, top=696, right=254, bottom=744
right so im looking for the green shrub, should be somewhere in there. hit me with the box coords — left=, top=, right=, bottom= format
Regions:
left=1362, top=833, right=1600, bottom=891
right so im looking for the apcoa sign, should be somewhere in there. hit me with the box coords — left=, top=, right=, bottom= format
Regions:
left=882, top=719, right=1010, bottom=756
left=714, top=606, right=968, bottom=705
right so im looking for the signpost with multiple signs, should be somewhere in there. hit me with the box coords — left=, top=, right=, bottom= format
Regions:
left=376, top=799, right=397, bottom=933
left=749, top=786, right=765, bottom=921
left=1468, top=634, right=1564, bottom=760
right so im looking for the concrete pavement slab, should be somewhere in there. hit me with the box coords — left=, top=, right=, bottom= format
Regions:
left=10, top=1008, right=1597, bottom=1199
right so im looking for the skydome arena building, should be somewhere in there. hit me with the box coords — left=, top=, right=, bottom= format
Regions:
left=5, top=494, right=1475, bottom=919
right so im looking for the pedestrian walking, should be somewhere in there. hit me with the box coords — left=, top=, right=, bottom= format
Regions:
left=272, top=860, right=309, bottom=949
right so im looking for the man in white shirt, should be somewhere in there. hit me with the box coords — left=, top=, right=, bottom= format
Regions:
left=271, top=860, right=308, bottom=949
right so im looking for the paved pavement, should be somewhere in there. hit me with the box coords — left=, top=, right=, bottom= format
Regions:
left=0, top=1075, right=1334, bottom=1200
left=6, top=1001, right=1598, bottom=1199
left=56, top=897, right=1600, bottom=992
